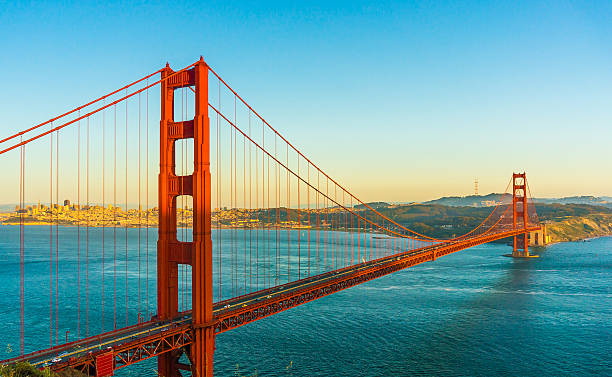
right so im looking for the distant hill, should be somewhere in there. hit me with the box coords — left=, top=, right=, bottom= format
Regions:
left=424, top=194, right=612, bottom=208
left=354, top=202, right=392, bottom=210
left=424, top=193, right=503, bottom=207
left=372, top=203, right=612, bottom=240
left=533, top=196, right=612, bottom=207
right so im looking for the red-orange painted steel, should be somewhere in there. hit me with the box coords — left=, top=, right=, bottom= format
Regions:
left=157, top=58, right=214, bottom=377
left=158, top=63, right=179, bottom=377
left=191, top=57, right=215, bottom=377
left=512, top=173, right=530, bottom=257
left=95, top=351, right=114, bottom=377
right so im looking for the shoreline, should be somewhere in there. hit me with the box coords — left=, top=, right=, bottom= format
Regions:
left=3, top=222, right=611, bottom=245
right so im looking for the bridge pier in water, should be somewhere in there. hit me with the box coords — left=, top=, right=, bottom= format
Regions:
left=158, top=57, right=215, bottom=377
left=512, top=172, right=534, bottom=258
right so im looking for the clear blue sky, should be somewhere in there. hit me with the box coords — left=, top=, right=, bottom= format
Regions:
left=1, top=0, right=611, bottom=202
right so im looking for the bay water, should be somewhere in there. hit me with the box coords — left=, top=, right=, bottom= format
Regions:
left=0, top=226, right=610, bottom=376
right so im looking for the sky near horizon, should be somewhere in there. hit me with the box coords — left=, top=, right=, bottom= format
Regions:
left=1, top=0, right=611, bottom=203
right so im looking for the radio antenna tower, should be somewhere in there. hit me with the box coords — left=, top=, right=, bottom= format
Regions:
left=474, top=178, right=479, bottom=196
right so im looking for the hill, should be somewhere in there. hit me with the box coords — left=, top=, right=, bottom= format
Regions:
left=366, top=202, right=612, bottom=241
left=424, top=194, right=612, bottom=208
left=423, top=193, right=502, bottom=207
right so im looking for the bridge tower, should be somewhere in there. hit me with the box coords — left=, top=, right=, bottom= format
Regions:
left=158, top=57, right=214, bottom=376
left=512, top=172, right=529, bottom=257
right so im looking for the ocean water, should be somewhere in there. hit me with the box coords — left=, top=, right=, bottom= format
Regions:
left=0, top=226, right=610, bottom=376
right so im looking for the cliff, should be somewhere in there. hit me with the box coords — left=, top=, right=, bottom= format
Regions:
left=545, top=213, right=612, bottom=243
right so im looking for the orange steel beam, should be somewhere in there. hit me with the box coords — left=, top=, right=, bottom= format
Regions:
left=512, top=173, right=530, bottom=257
left=48, top=227, right=538, bottom=375
left=158, top=57, right=214, bottom=377
left=158, top=62, right=181, bottom=377
left=157, top=60, right=210, bottom=315
left=191, top=57, right=215, bottom=377
left=47, top=325, right=194, bottom=376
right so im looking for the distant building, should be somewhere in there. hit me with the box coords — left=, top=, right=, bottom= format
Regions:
left=64, top=199, right=71, bottom=206
left=480, top=200, right=498, bottom=207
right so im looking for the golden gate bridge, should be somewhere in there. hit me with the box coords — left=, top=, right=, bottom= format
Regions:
left=0, top=57, right=540, bottom=376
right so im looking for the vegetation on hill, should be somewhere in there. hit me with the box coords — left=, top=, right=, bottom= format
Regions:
left=3, top=198, right=611, bottom=243
left=0, top=363, right=88, bottom=377
left=424, top=193, right=502, bottom=207
left=535, top=195, right=612, bottom=207
left=0, top=362, right=56, bottom=376
left=425, top=194, right=612, bottom=208
left=545, top=213, right=612, bottom=242
left=533, top=203, right=612, bottom=219
left=369, top=203, right=612, bottom=241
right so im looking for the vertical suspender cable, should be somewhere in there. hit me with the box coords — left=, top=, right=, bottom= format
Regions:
left=102, top=101, right=106, bottom=332
left=297, top=155, right=300, bottom=279
left=325, top=178, right=328, bottom=271
left=125, top=90, right=128, bottom=326
left=243, top=118, right=247, bottom=293
left=316, top=171, right=319, bottom=273
left=262, top=120, right=267, bottom=288
left=343, top=191, right=346, bottom=266
left=23, top=142, right=25, bottom=352
left=307, top=162, right=310, bottom=277
left=234, top=98, right=238, bottom=293
left=255, top=113, right=259, bottom=289
left=86, top=116, right=90, bottom=337
left=77, top=115, right=81, bottom=339
left=356, top=205, right=359, bottom=262
left=240, top=115, right=245, bottom=294
left=216, top=80, right=221, bottom=302
left=266, top=142, right=270, bottom=287
left=113, top=104, right=117, bottom=330
left=229, top=95, right=233, bottom=297
left=146, top=81, right=150, bottom=319
left=49, top=128, right=53, bottom=348
left=275, top=136, right=279, bottom=284
left=19, top=138, right=22, bottom=353
left=248, top=112, right=252, bottom=291
left=351, top=196, right=353, bottom=265
left=18, top=139, right=21, bottom=353
left=22, top=139, right=26, bottom=353
left=55, top=130, right=59, bottom=344
left=286, top=143, right=290, bottom=283
left=138, top=92, right=141, bottom=319
left=19, top=137, right=24, bottom=354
